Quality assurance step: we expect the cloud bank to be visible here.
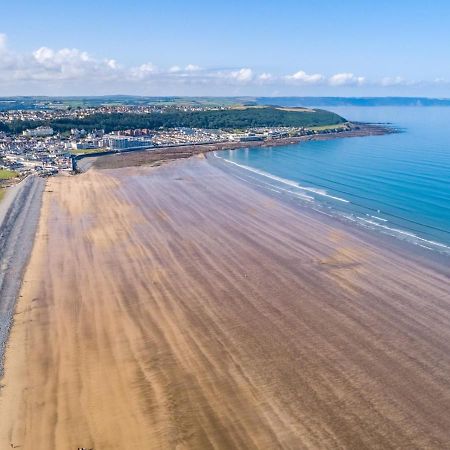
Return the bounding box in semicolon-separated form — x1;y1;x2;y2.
0;33;447;95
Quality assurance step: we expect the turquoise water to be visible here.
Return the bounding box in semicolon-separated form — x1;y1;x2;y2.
216;107;450;255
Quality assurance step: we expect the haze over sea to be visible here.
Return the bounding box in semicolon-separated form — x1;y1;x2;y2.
217;107;450;256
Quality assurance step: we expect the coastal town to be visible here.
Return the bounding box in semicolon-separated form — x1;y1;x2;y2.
0;103;351;185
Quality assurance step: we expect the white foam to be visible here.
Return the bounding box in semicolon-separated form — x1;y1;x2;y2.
217;155;349;203
237;173;314;201
213;153;450;255
370;215;388;222
355;217;450;251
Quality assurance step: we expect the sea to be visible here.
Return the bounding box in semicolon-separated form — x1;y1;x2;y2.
214;107;450;257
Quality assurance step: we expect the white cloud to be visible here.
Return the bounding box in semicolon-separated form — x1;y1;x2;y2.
0;33;7;52
286;70;325;84
380;76;407;86
0;38;121;83
33;47;90;67
107;59;118;70
259;72;272;81
328;72;365;86
0;33;446;94
228;68;253;82
185;64;201;72
30;47;104;81
128;63;158;81
284;70;366;87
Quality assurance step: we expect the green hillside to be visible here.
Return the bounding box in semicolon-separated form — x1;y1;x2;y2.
2;106;346;134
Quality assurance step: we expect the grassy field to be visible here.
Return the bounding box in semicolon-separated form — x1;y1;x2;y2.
231;105;314;112
71;148;107;155
0;170;19;203
0;169;18;180
306;123;350;131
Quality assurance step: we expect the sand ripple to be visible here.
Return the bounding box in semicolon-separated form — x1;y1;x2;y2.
1;159;450;449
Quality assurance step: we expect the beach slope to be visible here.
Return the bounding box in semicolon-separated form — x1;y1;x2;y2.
1;158;450;449
0;175;45;375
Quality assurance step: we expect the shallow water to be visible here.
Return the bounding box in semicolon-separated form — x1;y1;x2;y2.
217;107;450;255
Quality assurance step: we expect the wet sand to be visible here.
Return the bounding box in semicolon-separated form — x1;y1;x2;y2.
1;157;450;449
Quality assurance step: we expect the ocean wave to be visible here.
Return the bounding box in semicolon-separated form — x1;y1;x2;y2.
370;215;388;222
216;155;349;203
234;172;314;201
212;152;450;256
355;217;450;252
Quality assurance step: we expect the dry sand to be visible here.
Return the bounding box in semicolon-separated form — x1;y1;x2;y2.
1;157;450;449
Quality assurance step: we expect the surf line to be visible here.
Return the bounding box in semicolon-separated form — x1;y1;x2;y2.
214;154;350;204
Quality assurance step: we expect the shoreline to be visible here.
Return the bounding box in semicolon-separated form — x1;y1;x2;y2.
213;151;450;273
207;152;450;266
85;120;450;264
1;157;450;448
86;122;395;171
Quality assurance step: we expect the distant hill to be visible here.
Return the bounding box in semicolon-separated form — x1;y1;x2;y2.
2;96;450;111
256;97;450;107
0;96;255;111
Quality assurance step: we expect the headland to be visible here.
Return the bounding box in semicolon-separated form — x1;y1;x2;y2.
85;122;393;171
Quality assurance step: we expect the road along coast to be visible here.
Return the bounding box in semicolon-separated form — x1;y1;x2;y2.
0;157;449;449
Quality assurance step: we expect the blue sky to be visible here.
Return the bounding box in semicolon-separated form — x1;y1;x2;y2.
1;0;450;96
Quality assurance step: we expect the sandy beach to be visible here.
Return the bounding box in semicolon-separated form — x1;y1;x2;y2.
1;157;450;449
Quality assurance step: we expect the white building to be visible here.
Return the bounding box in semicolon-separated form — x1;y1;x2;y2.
71;142;97;150
23;126;54;137
103;136;153;151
